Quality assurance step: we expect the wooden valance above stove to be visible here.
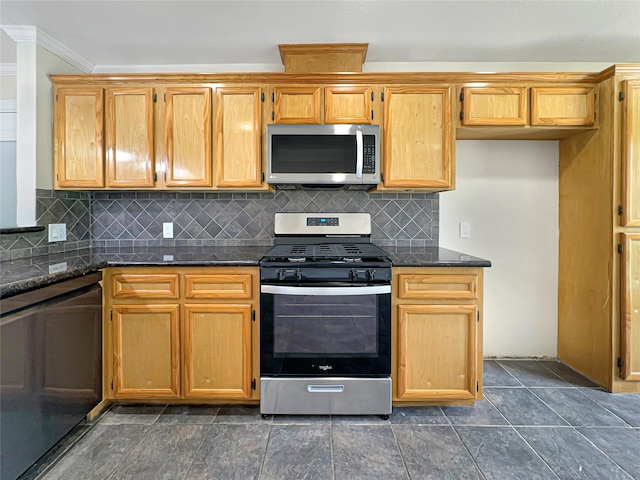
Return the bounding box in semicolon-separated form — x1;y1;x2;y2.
278;43;369;72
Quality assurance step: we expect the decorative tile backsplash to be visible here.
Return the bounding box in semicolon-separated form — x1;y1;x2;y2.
0;190;91;261
91;190;438;248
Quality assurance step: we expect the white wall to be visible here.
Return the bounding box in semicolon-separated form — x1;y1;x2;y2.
440;141;559;357
36;45;84;188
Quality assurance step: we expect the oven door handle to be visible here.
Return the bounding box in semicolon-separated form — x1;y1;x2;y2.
260;285;391;296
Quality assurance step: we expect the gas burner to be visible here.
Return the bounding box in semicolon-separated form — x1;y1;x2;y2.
288;257;306;263
343;257;362;263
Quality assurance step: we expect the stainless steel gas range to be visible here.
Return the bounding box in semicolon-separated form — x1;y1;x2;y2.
259;213;392;418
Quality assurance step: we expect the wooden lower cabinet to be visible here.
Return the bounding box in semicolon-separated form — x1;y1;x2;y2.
104;267;259;402
392;267;483;404
112;304;180;399
183;304;252;399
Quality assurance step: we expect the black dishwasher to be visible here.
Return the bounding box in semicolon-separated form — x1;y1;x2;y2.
0;272;102;480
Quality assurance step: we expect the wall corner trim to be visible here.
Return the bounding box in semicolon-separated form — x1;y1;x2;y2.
1;25;94;73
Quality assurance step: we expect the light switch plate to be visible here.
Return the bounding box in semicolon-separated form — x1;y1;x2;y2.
459;222;471;238
163;222;174;238
48;223;67;242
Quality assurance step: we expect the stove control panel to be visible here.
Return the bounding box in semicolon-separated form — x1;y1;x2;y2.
306;217;339;227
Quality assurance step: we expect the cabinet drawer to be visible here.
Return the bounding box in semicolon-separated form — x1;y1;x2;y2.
397;274;478;300
530;87;596;126
111;274;179;299
184;274;252;299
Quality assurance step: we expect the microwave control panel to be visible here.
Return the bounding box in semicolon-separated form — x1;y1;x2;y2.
363;136;376;174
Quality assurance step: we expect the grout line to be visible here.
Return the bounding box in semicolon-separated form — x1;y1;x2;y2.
388;422;413;480
510;425;563;480
545;426;635;480
257;421;272;479
179;423;210;480
449;425;489;480
329;417;336;480
574;389;638;428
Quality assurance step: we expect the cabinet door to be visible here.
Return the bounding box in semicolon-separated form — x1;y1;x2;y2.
54;88;104;188
530;87;596;126
383;86;453;189
273;86;322;124
214;87;263;188
621;234;640;381
325;85;372;124
112;304;180;399
165;87;212;187
461;87;527;126
183;304;252;399
621;80;640;226
106;87;155;188
397;304;477;400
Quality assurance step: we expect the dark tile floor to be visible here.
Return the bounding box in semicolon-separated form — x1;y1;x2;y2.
19;360;640;480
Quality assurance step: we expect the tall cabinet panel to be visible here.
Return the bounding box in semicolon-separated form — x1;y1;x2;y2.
165;87;212;187
382;86;453;190
54;88;104;188
621;80;640;227
621;234;640;381
106;87;155;188
214;87;263;188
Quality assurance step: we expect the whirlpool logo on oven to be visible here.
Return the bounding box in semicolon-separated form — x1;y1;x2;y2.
318;365;333;371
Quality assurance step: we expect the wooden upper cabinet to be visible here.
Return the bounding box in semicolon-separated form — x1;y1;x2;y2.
214;87;263;188
106;87;155;188
621;80;640;226
620;234;640;381
273;86;322;124
54;88;105;188
165;86;212;187
324;85;373;124
382;85;453;190
531;86;596;126
461;87;527;126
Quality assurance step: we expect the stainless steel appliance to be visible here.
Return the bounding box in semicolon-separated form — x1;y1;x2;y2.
260;213;392;417
266;124;380;189
1;273;102;480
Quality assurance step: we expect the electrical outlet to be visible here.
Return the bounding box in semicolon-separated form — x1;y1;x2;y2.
459;222;471;238
48;223;67;242
48;262;68;273
163;222;174;238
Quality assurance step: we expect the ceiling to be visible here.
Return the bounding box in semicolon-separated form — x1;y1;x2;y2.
1;0;639;70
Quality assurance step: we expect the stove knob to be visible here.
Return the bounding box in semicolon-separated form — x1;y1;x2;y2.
278;268;286;281
367;269;376;281
295;268;303;281
349;268;357;281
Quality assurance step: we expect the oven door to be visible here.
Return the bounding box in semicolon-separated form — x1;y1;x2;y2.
260;283;391;376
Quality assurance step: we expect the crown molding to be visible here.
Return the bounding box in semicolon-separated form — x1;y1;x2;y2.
0;63;17;76
1;25;94;73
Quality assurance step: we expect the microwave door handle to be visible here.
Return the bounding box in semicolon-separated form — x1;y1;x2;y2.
355;129;363;178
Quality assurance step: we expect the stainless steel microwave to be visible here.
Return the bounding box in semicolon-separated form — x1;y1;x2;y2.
266;124;380;189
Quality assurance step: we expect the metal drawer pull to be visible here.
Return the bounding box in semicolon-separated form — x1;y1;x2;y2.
307;385;344;393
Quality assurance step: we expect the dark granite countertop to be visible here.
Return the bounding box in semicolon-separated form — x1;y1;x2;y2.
0;246;268;299
383;247;492;268
0;245;489;299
